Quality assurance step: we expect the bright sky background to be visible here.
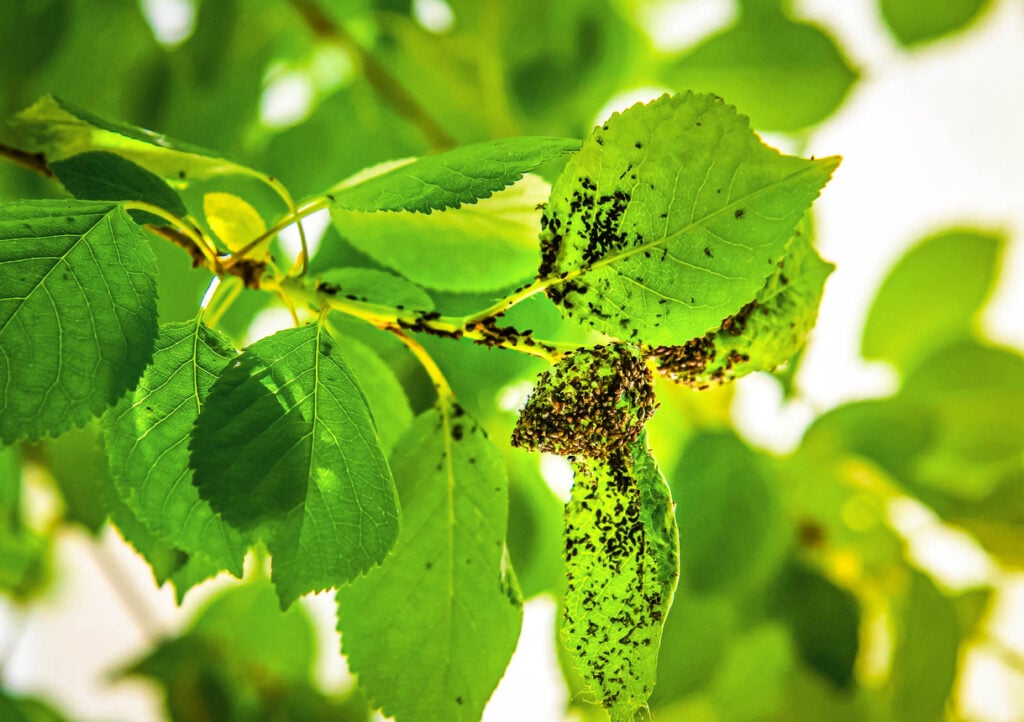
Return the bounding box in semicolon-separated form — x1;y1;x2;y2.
1;1;1022;720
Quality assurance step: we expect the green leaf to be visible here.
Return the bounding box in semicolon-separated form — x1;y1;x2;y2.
660;6;857;132
49;151;188;226
891;571;961;722
327;136;579;213
36;422;113;533
768;561;860;690
900;341;1024;497
190;580;316;683
11;95;256;181
316;268;434;312
126;579;370;722
705;623;796;721
880;0;993;46
862;228;1003;373
167;553;223;605
0;691;69;722
563;435;679;720
650;594;738;708
671;431;789;595
103;320;248;576
190;323;399;607
505;450;565;599
652;222;833;387
0;445;49;598
333;334;413;456
539;92;839;346
331;174;550;292
337;405;522;722
0;200;159;443
108;496;189;587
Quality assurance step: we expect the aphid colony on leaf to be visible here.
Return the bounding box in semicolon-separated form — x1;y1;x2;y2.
511;343;657;459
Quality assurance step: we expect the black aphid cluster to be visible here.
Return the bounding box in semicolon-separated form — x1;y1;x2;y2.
651;300;758;388
511;344;657;458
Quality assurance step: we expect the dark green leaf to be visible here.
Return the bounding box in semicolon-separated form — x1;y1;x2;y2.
332;174;550;292
880;0;993;46
104;320;247;576
769;561;860;689
190;323;399;606
0;0;71;87
539;92;839;345
862;228;1004;373
36;423;111;533
0;200;159;443
661;6;857;132
0;691;69;722
563;436;679;720
327;137;579;213
337;406;521;722
0;446;49;597
50;151;188;226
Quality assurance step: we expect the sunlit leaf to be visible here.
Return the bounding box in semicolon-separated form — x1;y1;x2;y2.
661;5;857;132
203;191;267;252
540;92;838;345
563;435;679;720
652;222;833;387
327;136;578;213
862;228;1004;373
332;174;551;292
337;406;521;722
190;323;399;606
11;95;256;180
104;320;248;576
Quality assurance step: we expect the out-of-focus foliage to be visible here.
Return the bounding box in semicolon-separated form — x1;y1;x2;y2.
0;1;1019;722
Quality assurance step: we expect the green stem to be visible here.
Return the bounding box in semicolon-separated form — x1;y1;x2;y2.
277;277;575;363
224;196;330;267
261;174;311;277
123;201;220;269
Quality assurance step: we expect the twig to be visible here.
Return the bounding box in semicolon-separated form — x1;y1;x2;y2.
287;0;456;150
0;142;53;178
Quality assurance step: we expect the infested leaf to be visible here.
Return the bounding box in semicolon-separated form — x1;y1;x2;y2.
563;434;679;720
539;92;838;346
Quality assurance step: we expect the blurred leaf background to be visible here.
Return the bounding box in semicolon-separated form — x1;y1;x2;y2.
1;0;1022;720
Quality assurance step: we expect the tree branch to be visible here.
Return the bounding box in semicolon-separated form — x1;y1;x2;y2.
0;142;53;179
287;0;456;151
